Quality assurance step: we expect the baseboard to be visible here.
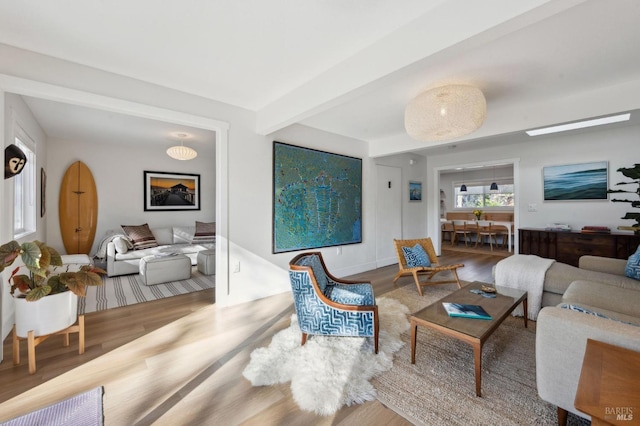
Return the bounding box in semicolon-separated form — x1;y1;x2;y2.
333;261;379;278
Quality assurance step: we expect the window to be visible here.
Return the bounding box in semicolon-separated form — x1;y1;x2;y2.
13;126;36;238
454;182;514;208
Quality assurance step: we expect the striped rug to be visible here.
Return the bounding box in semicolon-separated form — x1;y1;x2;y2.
78;268;214;314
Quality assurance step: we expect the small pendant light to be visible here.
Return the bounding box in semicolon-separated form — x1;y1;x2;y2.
460;169;467;192
490;166;498;193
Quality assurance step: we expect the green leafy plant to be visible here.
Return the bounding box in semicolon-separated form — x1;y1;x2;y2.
608;164;640;231
0;240;106;301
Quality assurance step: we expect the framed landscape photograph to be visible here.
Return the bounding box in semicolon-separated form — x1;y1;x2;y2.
543;161;608;201
144;171;200;211
273;141;362;253
409;181;422;202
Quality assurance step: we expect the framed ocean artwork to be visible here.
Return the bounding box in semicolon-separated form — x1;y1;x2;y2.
272;141;362;253
543;161;608;201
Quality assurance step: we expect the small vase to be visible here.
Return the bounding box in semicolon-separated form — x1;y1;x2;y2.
14;291;78;338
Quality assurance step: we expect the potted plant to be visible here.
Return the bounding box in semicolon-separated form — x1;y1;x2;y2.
473;209;483;221
0;240;106;337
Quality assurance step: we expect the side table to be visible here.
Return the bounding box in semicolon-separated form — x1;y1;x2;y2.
574;339;640;425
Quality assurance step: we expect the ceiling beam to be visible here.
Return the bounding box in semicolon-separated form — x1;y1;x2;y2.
256;0;586;136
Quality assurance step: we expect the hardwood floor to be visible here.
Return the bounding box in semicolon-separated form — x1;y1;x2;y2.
0;251;504;425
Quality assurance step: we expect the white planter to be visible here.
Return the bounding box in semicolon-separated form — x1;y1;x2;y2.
14;291;78;338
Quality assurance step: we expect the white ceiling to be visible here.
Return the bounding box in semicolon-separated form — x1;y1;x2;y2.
1;0;639;155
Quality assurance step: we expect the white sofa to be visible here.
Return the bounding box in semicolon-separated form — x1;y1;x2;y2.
536;256;640;424
106;226;214;277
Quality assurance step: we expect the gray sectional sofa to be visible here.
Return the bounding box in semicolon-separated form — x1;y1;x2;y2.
105;225;214;277
535;256;640;423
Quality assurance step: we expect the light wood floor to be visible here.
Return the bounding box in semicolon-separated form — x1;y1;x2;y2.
0;251;503;425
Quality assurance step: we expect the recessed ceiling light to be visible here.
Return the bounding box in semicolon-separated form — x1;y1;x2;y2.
526;113;630;136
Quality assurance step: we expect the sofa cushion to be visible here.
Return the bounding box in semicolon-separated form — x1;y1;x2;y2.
563;279;640;319
544;261;640;296
324;283;375;306
625;245;640;280
401;243;431;267
192;221;215;244
173;226;195;244
151;227;174;246
121;224;158;250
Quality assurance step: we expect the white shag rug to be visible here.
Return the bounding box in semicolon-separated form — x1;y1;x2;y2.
242;297;409;416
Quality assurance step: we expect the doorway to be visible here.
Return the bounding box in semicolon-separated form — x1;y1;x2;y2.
376;165;402;267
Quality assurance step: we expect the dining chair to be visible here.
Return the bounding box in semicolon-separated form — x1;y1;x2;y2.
476;221;499;250
452;220;473;246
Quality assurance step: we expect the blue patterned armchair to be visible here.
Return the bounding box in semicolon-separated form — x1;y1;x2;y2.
289;252;379;353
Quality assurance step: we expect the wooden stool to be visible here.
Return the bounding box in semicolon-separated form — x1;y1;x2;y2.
13;315;85;374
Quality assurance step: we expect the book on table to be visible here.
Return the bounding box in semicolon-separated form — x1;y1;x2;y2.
443;303;493;320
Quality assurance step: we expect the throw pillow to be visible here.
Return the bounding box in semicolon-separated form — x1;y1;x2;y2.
625;245;640;280
192;221;215;244
121;224;158;250
401;243;431;268
113;236;130;254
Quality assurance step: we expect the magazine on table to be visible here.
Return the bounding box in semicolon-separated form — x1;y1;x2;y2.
443;302;492;320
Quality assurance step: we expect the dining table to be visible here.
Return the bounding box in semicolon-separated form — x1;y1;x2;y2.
441;218;514;252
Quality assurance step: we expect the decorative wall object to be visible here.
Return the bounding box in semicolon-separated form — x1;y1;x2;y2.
40;168;46;217
608;163;640;233
4;144;27;179
144;171;200;211
273;141;362;253
543;161;608;201
409;181;422;202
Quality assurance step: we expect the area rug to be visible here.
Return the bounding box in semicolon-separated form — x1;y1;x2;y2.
242;297;410;416
0;386;104;426
373;284;589;426
78;268;214;314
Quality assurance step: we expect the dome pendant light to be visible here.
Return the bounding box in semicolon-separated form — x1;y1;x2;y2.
167;132;197;161
405;84;487;142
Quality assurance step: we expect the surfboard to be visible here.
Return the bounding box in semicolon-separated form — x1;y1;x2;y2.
59;161;98;255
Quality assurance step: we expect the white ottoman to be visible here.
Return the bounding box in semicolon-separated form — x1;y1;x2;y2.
197;249;215;275
139;254;191;286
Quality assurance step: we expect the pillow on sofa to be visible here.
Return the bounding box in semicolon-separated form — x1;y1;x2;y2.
625;245;640;280
560;303;639;327
121;224;158;250
401;243;431;267
192;221;215;244
113;236;131;254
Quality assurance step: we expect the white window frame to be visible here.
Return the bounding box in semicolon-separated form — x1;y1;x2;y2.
13;122;37;239
453;178;514;210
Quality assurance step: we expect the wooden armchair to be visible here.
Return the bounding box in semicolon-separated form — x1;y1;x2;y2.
393;238;464;296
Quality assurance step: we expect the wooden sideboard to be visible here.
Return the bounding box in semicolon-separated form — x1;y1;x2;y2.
519;228;640;267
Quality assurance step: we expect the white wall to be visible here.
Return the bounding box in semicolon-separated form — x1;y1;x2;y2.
45;136;216;255
426;123;640;252
374;153;427;239
1;93;47;344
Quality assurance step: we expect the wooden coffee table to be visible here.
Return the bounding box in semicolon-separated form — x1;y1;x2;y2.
574;339;640;426
410;281;527;397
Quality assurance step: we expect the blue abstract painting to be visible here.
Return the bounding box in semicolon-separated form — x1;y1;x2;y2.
273;142;362;253
543;161;608;201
